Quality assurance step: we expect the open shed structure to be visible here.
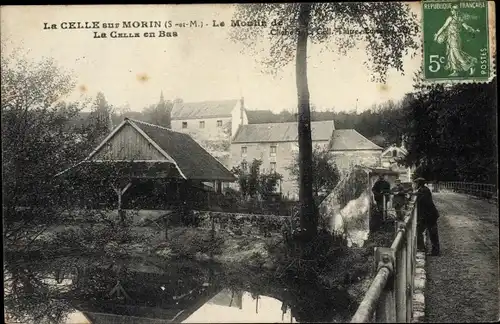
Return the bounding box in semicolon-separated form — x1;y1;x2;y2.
56;118;236;218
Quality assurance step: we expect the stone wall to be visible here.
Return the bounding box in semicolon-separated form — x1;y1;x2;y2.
193;210;290;237
413;251;427;322
171;117;232;140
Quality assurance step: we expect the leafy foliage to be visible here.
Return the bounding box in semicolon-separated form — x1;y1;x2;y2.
140;93;174;128
2;48;95;247
231;159;283;200
247;102;407;148
288;145;341;198
231;3;419;241
231;3;419;81
2;47;153;323
401;77;497;183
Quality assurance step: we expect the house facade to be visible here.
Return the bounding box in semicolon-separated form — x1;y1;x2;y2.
170;98;248;141
380;144;413;182
170;98;248;169
328;129;383;175
231;121;336;199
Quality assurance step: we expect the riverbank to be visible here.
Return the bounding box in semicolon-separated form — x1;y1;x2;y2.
152;221;396;309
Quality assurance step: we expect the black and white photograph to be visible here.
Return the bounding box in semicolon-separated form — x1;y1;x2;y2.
1;3;498;323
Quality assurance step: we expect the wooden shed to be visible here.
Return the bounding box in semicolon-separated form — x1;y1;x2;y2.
55;118;236;215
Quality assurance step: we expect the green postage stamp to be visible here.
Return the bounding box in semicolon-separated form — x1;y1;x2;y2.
422;0;493;82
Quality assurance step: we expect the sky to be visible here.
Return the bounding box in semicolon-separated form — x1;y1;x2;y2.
1;4;422;113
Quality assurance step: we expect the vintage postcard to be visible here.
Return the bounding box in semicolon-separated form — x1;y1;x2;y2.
2;3;498;324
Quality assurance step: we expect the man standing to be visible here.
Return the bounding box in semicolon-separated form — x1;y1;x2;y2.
372;173;391;214
391;178;407;220
414;177;441;256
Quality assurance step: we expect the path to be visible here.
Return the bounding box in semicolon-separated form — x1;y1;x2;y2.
425;192;499;322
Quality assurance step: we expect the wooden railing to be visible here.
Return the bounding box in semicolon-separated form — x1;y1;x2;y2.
351;197;418;323
435;181;497;200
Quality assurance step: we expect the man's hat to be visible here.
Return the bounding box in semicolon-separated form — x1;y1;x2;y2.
413;177;426;183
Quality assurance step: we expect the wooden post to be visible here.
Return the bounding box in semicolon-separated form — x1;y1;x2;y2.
395;229;407;322
111;181;132;224
406;216;414;322
164;181;169;241
211;215;215;241
374;247;396;323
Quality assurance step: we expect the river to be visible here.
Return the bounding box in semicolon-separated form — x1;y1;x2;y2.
4;253;356;324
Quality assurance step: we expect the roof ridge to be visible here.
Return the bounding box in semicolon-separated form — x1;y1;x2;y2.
126;118;173;131
242;120;334;127
128;118;201;139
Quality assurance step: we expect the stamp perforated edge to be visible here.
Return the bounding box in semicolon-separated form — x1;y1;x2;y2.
420;0;496;85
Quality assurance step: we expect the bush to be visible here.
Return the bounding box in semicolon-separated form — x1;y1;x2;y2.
167;228;224;257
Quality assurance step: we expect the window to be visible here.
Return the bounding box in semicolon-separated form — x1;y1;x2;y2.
182;122;187;128
241;161;248;171
217;120;223;127
270;162;276;172
241;146;247;156
392;150;397;157
199;121;205;128
270;145;277;156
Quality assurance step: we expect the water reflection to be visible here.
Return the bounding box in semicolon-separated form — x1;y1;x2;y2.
4;254;353;324
183;289;297;323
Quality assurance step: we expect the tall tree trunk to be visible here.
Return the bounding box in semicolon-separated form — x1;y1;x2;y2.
296;3;317;241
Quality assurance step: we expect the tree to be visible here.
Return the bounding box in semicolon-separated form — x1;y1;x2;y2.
86;92;115;146
141;92;173;128
2;48;149;324
231;3;419;241
401;76;497;184
288;145;341;200
232;159;283;200
1;47;93;247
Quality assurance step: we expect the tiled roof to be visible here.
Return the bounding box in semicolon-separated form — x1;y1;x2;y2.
329;129;383;151
245;110;288;124
171;100;238;120
127;119;236;181
232;120;335;143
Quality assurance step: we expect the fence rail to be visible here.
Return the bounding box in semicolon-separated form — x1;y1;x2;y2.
435;181;497;200
351;197;418;323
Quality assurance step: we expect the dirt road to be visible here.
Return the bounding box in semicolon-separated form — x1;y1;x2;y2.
425;192;499;322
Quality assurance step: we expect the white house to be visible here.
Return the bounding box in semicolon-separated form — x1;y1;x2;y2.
380;143;413;182
170;98;248;140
